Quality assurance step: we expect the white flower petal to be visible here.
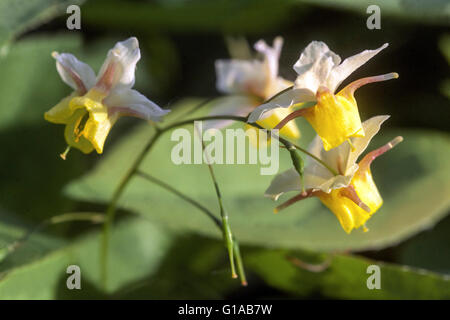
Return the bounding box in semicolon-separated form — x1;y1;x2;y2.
96;37;141;92
293;41;341;94
301;115;390;193
265;165;355;199
52;52;96;93
327;43;389;92
301;133;351;193
307;171;355;193
247;88;315;122
215;59;266;96
344;115;390;170
204;96;256;130
254;36;283;80
104;88;170;121
265;168;301;200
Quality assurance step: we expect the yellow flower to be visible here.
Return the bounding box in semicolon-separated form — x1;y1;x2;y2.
45;37;170;156
265;116;403;233
248;41;398;150
207;37;300;142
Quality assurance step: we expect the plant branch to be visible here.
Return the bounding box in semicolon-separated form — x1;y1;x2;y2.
99;109;336;287
194;124;239;280
135;170;221;229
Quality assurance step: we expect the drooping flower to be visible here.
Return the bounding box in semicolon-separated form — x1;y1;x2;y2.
248;41;398;151
265;116;403;233
206;37;300;141
45;37;170;156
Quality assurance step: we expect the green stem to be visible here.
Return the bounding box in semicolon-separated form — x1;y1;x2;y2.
169;97;217;122
100;128;162;289
137;170;248;285
135;170;221;228
233;238;247;286
284;140;338;176
99;112;336;287
1;212;104;262
195;124;237;279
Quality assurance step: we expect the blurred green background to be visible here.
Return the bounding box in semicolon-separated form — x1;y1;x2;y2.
0;0;449;299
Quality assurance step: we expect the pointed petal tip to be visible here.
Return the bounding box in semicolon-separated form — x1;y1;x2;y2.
389;136;403;149
123;36;139;47
360;202;371;213
264;193;280;201
51;51;59;59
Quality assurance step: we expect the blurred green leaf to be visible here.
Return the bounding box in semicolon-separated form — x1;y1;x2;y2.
0;34;82;129
245;248;450;299
82;0;300;34
114;235;239;299
0;207;67;271
0;215;174;299
439;34;450;63
439;34;450;98
0;207;239;299
296;0;450;25
0;0;84;48
0;34;89;220
399;215;450;275
65;99;450;252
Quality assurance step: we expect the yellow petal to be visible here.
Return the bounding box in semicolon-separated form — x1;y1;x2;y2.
82;113;119;154
63;109;95;154
318;169;382;234
304;91;363;151
69;89;108;114
244;123;271;148
62;88;115;154
44;92;79;124
256;107;301;140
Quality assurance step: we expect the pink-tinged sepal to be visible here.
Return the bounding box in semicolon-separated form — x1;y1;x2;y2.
357;136;403;173
274;189;318;213
340;72;399;99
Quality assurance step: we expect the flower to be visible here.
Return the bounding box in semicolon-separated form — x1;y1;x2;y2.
265;116;403;233
45;37;170;156
206;37;300;141
248;41;398;150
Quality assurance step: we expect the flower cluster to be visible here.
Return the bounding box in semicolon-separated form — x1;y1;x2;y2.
246;40;402;233
45;36;402;234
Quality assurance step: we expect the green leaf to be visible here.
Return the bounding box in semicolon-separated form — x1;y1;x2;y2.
0;207;67;271
0;205;238;299
439;34;450;64
0;34;82;129
439;34;450;98
0;0;85;48
245;248;450;299
0;215;174;299
82;0;302;34
65;99;450;252
296;0;450;24
399;215;450;275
